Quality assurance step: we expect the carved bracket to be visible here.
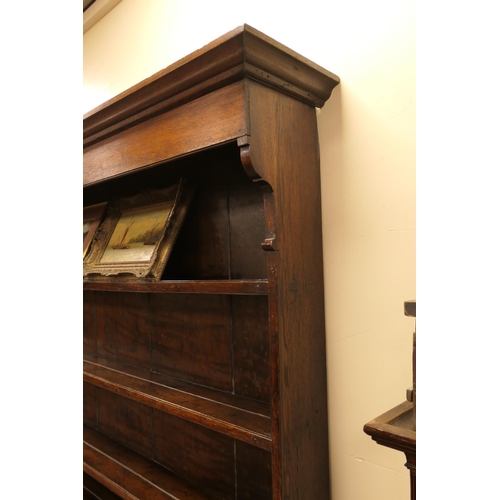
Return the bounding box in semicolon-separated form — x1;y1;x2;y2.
239;140;278;252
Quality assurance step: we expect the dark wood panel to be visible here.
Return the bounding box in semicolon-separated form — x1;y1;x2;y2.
153;410;235;500
83;489;95;500
83;382;98;428
97;389;153;459
83;357;271;450
84;425;210;500
163;154;232;280
83;291;97;355
236;441;272;500
229;177;268;279
232;295;270;402
83;489;96;500
95;292;150;369
150;294;232;391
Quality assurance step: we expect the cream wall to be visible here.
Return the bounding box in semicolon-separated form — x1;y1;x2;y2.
84;1;416;499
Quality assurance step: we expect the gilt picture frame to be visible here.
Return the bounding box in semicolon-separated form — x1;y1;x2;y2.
83;178;194;281
83;202;108;259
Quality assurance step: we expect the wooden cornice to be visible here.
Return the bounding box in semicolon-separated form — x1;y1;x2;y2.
83;24;340;148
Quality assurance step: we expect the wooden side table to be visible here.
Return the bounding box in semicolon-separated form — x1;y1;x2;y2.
363;300;416;500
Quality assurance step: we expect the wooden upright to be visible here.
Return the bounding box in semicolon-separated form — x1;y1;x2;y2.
83;25;340;500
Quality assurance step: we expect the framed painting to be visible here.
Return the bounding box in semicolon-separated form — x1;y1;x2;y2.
83;178;194;281
83;202;108;259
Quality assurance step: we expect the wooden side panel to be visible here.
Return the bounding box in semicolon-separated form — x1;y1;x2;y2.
150;294;233;391
153;410;235;500
83;291;97;355
83;82;247;187
247;80;330;500
95;292;150;369
232;296;270;402
236;441;272;500
83;382;98;428
97;389;153;459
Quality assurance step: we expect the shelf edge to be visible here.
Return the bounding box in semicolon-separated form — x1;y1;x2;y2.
84;363;272;451
83;279;269;295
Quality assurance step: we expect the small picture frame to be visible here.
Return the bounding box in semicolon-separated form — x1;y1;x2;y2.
83;178;194;281
83;202;108;259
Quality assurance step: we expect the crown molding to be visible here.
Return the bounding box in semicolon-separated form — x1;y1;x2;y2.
84;24;340;147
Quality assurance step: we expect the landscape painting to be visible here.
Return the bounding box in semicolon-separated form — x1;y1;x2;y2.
100;201;174;264
83;180;195;281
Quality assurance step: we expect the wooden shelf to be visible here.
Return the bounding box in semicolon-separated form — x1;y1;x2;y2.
84;425;210;500
84;472;122;500
83;279;269;295
84;355;272;451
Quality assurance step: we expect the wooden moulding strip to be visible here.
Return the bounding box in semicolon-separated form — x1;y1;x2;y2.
83;358;272;451
82;279;269;295
83;425;210;500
